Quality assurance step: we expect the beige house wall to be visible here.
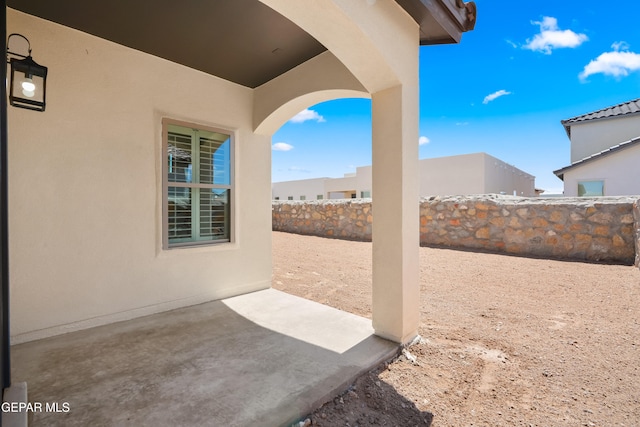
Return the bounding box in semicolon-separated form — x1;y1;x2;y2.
10;0;449;345
419;153;485;196
259;0;424;343
570;115;640;163
253;51;368;135
325;174;358;199
8;10;273;342
273;153;535;199
272;178;328;201
563;143;640;197
482;153;536;196
324;166;373;199
421;153;535;197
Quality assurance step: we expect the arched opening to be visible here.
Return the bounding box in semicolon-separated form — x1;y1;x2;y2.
270;97;377;324
271;98;372;191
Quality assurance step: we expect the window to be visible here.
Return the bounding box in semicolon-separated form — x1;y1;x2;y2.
317;195;323;200
274;197;280;200
163;120;233;247
578;180;604;197
287;196;293;200
361;191;371;198
300;196;306;201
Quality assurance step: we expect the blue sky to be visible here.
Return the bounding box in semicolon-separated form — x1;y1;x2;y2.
271;0;640;194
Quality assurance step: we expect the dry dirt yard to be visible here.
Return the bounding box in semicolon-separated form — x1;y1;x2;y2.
272;231;640;427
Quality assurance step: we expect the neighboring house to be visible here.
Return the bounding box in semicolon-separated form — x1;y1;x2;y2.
4;0;476;368
554;99;640;196
272;177;331;201
273;152;536;200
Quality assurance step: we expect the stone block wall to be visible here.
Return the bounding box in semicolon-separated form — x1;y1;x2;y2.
272;195;640;265
420;195;637;264
272;199;373;241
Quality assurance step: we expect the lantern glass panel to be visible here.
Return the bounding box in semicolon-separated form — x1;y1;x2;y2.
9;57;47;111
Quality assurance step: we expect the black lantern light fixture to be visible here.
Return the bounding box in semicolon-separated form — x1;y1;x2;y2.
6;33;47;112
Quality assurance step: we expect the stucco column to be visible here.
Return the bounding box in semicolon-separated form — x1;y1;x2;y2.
371;84;420;344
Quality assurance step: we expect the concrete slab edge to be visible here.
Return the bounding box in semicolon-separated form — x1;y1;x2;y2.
2;382;28;427
284;346;400;427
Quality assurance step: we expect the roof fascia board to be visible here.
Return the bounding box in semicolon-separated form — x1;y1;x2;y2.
562;110;640;139
553;136;640;180
397;0;476;45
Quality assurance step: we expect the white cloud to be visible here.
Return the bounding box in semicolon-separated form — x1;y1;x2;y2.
483;90;511;104
611;41;630;51
419;136;430;145
272;142;294;151
289;109;326;123
524;16;588;54
505;39;518;49
579;42;640;81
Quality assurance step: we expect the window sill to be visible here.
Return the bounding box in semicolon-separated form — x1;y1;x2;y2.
157;240;239;258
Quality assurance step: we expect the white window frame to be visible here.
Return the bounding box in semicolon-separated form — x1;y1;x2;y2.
162;118;235;249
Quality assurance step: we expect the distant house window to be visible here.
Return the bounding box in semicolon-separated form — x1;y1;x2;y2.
300;196;306;201
274;197;280;200
163;119;233;248
287;196;293;200
578;180;604;197
317;195;323;200
361;191;371;198
351;193;356;199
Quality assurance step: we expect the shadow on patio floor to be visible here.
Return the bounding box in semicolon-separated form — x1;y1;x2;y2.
11;289;397;427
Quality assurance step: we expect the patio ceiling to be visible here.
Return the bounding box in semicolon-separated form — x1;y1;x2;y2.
7;0;476;88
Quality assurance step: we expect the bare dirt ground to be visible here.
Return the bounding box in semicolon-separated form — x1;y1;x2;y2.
272;231;640;427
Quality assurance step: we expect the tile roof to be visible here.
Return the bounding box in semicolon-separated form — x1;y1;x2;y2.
553;136;640;180
561;98;640;136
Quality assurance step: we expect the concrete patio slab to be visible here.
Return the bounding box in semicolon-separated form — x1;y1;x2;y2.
11;289;398;426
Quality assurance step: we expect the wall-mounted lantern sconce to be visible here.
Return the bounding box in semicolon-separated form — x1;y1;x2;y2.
6;33;47;112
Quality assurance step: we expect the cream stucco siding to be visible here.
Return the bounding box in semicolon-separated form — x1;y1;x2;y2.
8;10;273;342
569;115;640;163
562;143;640;197
254;51;368;135
482;153;536;196
419;153;485;196
273;153;535;199
8;0;470;346
272;177;329;200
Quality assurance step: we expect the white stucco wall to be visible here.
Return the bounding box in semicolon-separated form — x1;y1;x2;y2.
324;166;374;199
419;153;485;196
562;143;640;197
420;153;534;197
8;10;273;342
569;114;640;163
254;51;368;135
272;177;329;200
272;153;535;199
483;154;536;197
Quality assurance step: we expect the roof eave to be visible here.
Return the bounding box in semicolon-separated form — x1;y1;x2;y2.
398;0;477;45
560;119;571;139
553;136;640;180
560;98;640;137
